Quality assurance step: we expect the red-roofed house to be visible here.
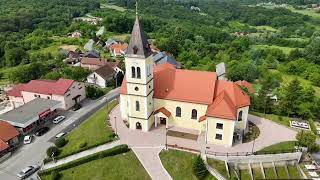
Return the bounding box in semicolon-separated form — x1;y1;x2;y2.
109;44;128;57
7;78;86;110
0;121;19;158
119;15;251;147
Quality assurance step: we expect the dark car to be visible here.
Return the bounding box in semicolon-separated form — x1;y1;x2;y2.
35;127;49;136
71;104;82;111
17;165;40;179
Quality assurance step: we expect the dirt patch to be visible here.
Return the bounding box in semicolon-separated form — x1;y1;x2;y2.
60;45;79;51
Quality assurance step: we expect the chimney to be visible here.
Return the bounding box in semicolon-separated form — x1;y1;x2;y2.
216;62;228;81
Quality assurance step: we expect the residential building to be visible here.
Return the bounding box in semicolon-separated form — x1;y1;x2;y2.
0;121;19;156
68;31;82;38
120;15;252;147
65;51;81;65
7;79;85;110
0;98;61;134
153;51;181;68
81;57;107;70
87;62;124;88
83;50;100;58
104;38;118;48
109;44;128;57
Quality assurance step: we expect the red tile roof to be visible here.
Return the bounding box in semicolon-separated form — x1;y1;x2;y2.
154;107;172;117
7;79;74;97
0;139;9;152
199;115;207;122
120;63;251;121
110;44;128;54
0;121;19;142
81;58;107;66
235;80;255;94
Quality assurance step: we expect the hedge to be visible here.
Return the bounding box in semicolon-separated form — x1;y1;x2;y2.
44;138;114;164
39;144;129;176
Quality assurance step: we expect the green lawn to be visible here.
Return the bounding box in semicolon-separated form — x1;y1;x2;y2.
255;25;278;32
160;150;216;180
252;168;264;179
258;141;297;152
287;6;320;19
250;111;291;127
41;151;150;180
100;3;126;12
239;169;251;180
276;166;288;179
58;100;118;157
251;45;300;55
264;167;276;179
288;165;301;179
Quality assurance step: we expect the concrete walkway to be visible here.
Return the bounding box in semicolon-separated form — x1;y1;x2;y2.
43;140;121;170
109;105;172;180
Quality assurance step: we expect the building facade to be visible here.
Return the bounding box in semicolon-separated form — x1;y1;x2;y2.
7;79;86;110
120;15;251;147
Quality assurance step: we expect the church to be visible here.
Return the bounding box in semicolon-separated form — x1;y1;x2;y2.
120;14;252;147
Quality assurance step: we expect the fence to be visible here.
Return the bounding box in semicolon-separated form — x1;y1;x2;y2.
205;148;301;157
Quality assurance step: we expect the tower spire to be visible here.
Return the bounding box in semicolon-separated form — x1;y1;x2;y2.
135;0;138;16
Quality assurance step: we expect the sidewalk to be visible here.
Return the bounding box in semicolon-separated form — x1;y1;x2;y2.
43;140;121;170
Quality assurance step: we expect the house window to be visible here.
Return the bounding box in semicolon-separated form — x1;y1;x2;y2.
67;93;70;97
216;123;223;130
47;96;50;99
191;109;197;119
215;134;222;140
131;66;136;78
137;67;141;79
238;111;243;121
136;101;140;111
176;107;181;117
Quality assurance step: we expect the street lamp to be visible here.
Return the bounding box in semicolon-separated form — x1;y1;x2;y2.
251;132;256;154
114;116;117;136
165;126;168;150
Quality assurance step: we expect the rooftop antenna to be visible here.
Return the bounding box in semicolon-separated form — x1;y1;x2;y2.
135;0;138;16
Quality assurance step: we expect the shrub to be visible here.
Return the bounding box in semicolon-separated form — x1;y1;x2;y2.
192;155;208;180
47;146;59;157
77;140;87;149
39;145;130;176
51;171;61;180
55;137;67;148
296;131;318;152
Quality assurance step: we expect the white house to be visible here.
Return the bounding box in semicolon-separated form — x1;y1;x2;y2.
87;62;123;88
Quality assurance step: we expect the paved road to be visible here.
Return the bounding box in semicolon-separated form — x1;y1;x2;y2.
0;88;120;180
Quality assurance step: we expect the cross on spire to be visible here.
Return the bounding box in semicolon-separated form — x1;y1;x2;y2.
135;0;138;15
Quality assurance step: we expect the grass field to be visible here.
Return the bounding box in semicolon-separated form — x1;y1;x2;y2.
258;141;297;152
287;6;320;19
288;165;301;178
276;166;287;178
250;111;291;127
58;100;118;157
251;45;299;55
41;151;150;180
160;150;216;180
255;25;278;32
101;3;126;12
264;167;276;179
239;169;251;180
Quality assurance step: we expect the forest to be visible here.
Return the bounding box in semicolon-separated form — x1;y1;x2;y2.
0;0;319;121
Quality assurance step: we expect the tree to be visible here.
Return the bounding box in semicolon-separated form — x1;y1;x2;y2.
296;131;318;152
46;146;59;157
51;171;61;180
86;86;105;99
227;60;259;82
55;137;67;148
192;155;208;180
278;78;303;116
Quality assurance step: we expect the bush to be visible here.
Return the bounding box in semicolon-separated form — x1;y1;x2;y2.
86;85;105;99
47;146;59;157
296;131;318;152
55;137;67;148
192;155;208;180
51;171;61;180
39;145;130;176
77;140;87;149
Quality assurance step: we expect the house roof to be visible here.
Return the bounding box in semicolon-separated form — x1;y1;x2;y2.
94;64;116;80
0;98;61;128
81;58;107;66
7;79;74;97
235;80;255;94
110;44;128;54
126;16;152;58
154;107;172;117
120;63;251;121
0;139;9;152
84;50;100;58
153;52;181;68
0;120;19;142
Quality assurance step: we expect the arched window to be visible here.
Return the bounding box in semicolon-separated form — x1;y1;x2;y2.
131;66;136;78
137;67;141;79
191;109;197;119
238;111;243;121
136;101;140;111
176;107;181;117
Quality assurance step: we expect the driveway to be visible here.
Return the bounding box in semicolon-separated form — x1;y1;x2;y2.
0;88;120;180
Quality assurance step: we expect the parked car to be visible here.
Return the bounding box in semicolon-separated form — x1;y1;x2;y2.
53;115;66;124
55;132;66;139
17;165;40;179
23;135;33;144
35;127;49;136
71;104;82;111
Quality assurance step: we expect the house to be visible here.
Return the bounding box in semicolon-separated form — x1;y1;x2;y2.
87;62;123;88
104;38;118;48
69;31;82;38
6;79;85;110
109;44;128;57
81;57;108;70
153;51;181;68
65;51;81;65
83;50;100;58
0;121;19;156
120;15;251;147
0;99;61;134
